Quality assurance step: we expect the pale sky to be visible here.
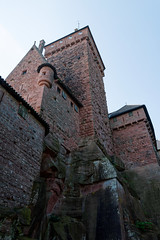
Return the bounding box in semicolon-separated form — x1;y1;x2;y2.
0;0;160;140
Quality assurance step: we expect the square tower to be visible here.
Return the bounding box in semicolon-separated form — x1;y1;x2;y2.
44;26;113;155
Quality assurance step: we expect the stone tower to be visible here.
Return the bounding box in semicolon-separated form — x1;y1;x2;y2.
44;26;113;155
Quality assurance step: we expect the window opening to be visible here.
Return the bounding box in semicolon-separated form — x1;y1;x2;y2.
22;70;27;75
74;104;78;112
18;105;28;119
113;117;117;122
128;111;133;117
62;91;67;100
57;87;61;94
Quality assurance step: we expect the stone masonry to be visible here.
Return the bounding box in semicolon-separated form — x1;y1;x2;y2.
1;26;160;240
44;27;113;155
0;78;47;207
109;105;158;169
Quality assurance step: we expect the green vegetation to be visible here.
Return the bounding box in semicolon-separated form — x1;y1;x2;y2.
135;221;153;231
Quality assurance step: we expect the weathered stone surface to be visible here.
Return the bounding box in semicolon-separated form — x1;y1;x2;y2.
110;155;125;171
53;197;83;218
0;86;45;208
44;215;86;240
44;133;60;156
121;163;160;238
82;179;125;240
0;206;31;240
74;157;117;184
70;140;117;185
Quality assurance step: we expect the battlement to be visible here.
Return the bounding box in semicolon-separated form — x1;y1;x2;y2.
45;26;105;76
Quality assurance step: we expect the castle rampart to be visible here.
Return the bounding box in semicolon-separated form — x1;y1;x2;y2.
0;77;47;207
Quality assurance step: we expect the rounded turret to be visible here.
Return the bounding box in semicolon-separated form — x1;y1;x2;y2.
37;63;57;88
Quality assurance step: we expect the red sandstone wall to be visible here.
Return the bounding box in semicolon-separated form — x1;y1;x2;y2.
5;43;80;150
111;108;157;168
87;40;113;155
0;86;45;207
40;81;80;151
45;27;113;155
45;33;95;139
110;108;146;129
5;45;45;112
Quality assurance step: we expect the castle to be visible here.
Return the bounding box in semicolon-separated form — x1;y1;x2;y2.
0;26;160;240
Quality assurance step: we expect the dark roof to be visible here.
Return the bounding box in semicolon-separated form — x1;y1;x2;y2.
109;105;142;118
0;76;49;135
109;104;157;149
55;79;83;107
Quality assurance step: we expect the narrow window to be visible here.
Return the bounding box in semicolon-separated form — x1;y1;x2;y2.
74;104;78;112
62;91;67;100
128;111;133;117
57;87;61;94
70;102;73;107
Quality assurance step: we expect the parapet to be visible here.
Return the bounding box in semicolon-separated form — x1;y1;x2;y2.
44;26;105;77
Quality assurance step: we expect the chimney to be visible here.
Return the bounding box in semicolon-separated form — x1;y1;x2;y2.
38;40;45;53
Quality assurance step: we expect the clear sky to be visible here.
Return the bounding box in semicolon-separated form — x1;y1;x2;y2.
0;0;159;140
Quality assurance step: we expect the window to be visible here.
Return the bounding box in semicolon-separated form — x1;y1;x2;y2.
42;72;46;75
57;87;61;94
62;91;67;100
18;105;28;119
113;117;117;122
128;111;133;117
22;70;27;75
70;102;73;107
68;36;72;39
74;104;78;112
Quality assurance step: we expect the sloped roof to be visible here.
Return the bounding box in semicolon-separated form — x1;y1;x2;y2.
109;105;142;118
0;76;49;134
157;140;160;150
